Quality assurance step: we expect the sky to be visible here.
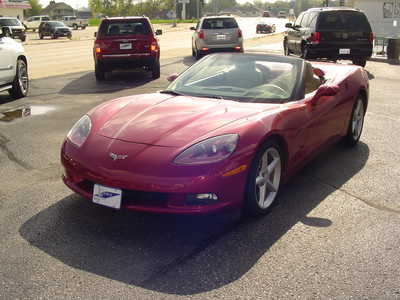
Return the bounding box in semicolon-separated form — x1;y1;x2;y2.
39;0;89;9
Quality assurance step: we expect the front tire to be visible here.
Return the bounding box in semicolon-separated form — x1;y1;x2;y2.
345;96;365;146
301;43;310;59
9;59;29;99
283;39;290;56
244;140;283;216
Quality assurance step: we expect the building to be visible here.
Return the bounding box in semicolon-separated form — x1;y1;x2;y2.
41;1;73;19
75;7;92;19
349;0;400;37
0;0;31;18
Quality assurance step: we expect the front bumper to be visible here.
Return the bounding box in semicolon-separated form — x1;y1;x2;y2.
61;139;249;214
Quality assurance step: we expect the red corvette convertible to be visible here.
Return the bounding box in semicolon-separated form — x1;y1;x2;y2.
61;54;368;216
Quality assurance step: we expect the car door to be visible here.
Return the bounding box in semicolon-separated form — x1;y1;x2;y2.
287;12;304;54
0;36;15;85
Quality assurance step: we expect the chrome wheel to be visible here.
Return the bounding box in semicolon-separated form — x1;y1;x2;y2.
255;146;281;209
351;99;364;140
18;60;29;95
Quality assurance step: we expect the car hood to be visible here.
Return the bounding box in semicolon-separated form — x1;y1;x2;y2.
97;93;279;147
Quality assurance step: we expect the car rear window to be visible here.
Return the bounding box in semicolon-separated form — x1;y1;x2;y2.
0;18;21;26
317;11;371;31
99;20;151;36
201;18;238;29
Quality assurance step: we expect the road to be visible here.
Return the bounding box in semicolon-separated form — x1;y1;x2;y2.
0;18;400;299
22;17;287;79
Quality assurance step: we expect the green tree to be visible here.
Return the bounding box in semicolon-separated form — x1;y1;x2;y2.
25;0;42;17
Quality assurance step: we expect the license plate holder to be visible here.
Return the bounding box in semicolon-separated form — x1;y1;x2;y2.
120;43;132;50
93;184;122;209
339;48;350;54
216;34;226;40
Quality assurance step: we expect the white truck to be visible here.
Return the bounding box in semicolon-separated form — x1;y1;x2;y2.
23;15;50;31
0;27;29;99
61;16;88;30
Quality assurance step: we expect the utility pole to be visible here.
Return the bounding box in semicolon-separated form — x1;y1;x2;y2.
172;0;177;27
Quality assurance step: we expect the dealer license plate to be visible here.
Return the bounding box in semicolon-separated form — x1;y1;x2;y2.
120;43;132;50
339;48;350;54
93;184;122;209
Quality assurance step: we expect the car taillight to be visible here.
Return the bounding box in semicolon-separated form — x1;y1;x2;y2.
309;32;320;44
94;43;102;54
198;30;204;39
150;40;158;52
238;29;242;38
369;32;374;43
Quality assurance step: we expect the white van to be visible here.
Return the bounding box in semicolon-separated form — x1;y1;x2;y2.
24;15;50;31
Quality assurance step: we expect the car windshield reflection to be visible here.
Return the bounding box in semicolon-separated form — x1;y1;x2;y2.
167;54;298;103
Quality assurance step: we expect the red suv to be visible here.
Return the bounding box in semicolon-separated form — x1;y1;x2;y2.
93;17;162;81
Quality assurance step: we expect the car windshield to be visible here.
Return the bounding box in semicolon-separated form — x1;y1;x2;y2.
49;22;66;27
167;54;299;103
318;11;372;31
0;18;21;26
101;20;150;36
202;18;238;29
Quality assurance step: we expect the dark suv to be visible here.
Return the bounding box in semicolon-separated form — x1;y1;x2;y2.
38;21;72;39
93;16;162;81
283;7;373;67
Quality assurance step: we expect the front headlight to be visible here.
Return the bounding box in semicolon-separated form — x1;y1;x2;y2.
67;115;92;147
174;134;239;165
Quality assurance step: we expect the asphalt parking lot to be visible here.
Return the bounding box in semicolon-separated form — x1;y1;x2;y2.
0;37;400;298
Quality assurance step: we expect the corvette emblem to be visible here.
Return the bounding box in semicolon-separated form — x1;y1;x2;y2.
109;152;128;161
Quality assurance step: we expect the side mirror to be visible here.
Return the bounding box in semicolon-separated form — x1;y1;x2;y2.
313;67;325;79
285;23;293;28
94;32;97;37
167;73;179;82
190;26;196;30
310;84;340;105
155;29;162;35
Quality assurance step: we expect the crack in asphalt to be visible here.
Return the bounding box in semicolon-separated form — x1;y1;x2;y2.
311;175;400;215
0;133;33;170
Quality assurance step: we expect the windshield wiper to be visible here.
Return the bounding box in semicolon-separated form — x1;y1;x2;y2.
159;90;184;96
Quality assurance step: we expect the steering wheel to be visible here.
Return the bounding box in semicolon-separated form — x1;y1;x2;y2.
243;84;289;97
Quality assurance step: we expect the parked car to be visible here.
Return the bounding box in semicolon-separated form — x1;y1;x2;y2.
23;15;50;31
191;15;243;60
262;11;271;18
0;27;29;99
93;16;162;81
278;11;287;18
283;7;373;67
256;20;276;34
38;21;72;39
0;17;26;41
61;53;368;216
61;16;88;30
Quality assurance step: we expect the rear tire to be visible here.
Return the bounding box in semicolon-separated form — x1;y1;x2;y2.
52;33;57;39
345;96;365;147
151;60;160;79
9;59;29;99
95;63;106;81
244;139;283;217
301;43;310;59
73;24;78;30
352;58;367;67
